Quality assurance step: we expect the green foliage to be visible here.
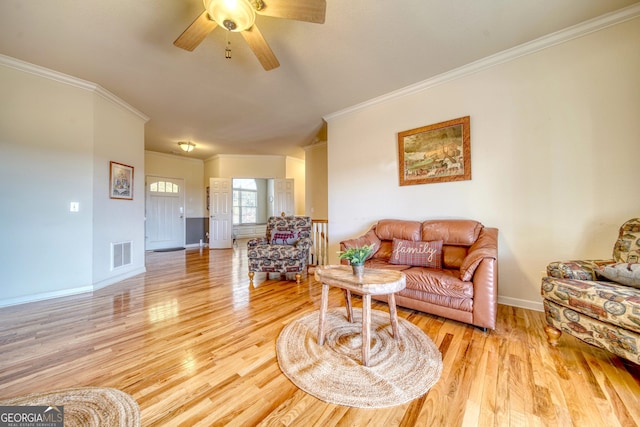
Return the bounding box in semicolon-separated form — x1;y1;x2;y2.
337;244;375;266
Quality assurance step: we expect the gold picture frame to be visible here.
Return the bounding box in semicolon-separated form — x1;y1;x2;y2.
109;161;134;200
398;116;471;186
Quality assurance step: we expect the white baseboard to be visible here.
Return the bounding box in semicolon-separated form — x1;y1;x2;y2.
0;267;146;308
498;296;544;312
93;266;146;291
185;243;207;249
0;285;94;308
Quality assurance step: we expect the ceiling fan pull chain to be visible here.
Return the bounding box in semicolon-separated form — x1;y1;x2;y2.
225;32;232;59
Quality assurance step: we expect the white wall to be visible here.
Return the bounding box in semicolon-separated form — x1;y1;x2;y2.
286;156;306;215
325;17;640;310
0;64;95;301
0;56;148;306
92;95;147;288
209;154;286;179
203;155;221;182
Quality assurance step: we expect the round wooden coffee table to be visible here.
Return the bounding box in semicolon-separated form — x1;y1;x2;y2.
314;265;406;366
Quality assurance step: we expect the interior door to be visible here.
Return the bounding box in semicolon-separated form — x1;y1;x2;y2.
209;178;232;249
273;178;295;216
145;176;185;250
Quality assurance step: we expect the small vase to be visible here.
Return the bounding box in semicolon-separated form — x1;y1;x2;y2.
352;264;364;277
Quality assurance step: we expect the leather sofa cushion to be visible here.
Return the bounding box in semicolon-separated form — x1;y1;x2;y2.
397;288;473;312
403;267;473;299
341;229;381;261
443;246;467;269
376;219;422;242
372;240;394;260
366;258;411;270
460;227;498;281
421;220;482;246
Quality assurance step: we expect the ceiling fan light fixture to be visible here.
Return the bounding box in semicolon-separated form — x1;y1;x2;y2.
204;0;256;32
178;141;196;152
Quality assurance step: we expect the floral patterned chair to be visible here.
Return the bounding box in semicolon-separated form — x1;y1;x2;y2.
541;218;640;364
247;216;313;285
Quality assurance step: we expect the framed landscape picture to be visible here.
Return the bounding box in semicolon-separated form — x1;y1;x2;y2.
109;161;134;200
398;116;471;186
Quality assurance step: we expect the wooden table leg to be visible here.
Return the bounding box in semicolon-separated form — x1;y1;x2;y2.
343;289;353;322
362;294;371;367
388;292;400;340
318;283;329;346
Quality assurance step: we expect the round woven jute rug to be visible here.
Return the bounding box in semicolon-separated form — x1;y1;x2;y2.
276;308;443;408
0;387;140;427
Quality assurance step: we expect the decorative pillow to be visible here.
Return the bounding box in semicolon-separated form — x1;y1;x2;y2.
597;263;640;289
389;238;443;269
271;230;299;245
613;218;640;263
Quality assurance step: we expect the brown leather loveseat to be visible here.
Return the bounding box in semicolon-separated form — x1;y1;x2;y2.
339;219;499;330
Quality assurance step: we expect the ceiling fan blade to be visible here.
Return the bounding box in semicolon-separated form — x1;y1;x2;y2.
241;24;280;71
173;11;218;51
256;0;326;24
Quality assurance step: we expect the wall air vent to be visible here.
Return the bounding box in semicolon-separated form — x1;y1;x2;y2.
112;241;132;269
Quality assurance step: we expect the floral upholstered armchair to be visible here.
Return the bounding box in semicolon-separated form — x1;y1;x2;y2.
541;218;640;364
247;216;313;285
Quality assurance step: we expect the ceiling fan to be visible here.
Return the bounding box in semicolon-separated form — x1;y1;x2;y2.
174;0;327;71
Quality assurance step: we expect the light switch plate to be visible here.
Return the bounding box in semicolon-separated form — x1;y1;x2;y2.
70;202;79;212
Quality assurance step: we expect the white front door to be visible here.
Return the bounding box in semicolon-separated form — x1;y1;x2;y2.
145;176;185;250
209;178;232;249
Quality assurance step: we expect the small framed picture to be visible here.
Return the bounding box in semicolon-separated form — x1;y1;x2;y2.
109;161;134;200
398;116;471;186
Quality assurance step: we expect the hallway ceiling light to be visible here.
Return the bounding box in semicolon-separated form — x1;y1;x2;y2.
178;141;196;152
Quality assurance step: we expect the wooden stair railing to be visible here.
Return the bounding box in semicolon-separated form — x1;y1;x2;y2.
310;219;328;268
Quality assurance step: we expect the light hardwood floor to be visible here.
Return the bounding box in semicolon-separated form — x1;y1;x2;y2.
1;245;639;426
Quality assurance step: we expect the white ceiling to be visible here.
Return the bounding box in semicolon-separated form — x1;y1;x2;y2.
1;0;638;160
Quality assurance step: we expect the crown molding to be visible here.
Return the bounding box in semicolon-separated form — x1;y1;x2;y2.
303;141;327;151
0;54;149;122
286;156;305;164
204;153;287;162
324;4;640;121
94;86;149;123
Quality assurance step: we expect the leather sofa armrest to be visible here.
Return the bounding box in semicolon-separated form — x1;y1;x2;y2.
339;228;381;265
546;259;614;280
460;227;498;281
472;257;498;330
